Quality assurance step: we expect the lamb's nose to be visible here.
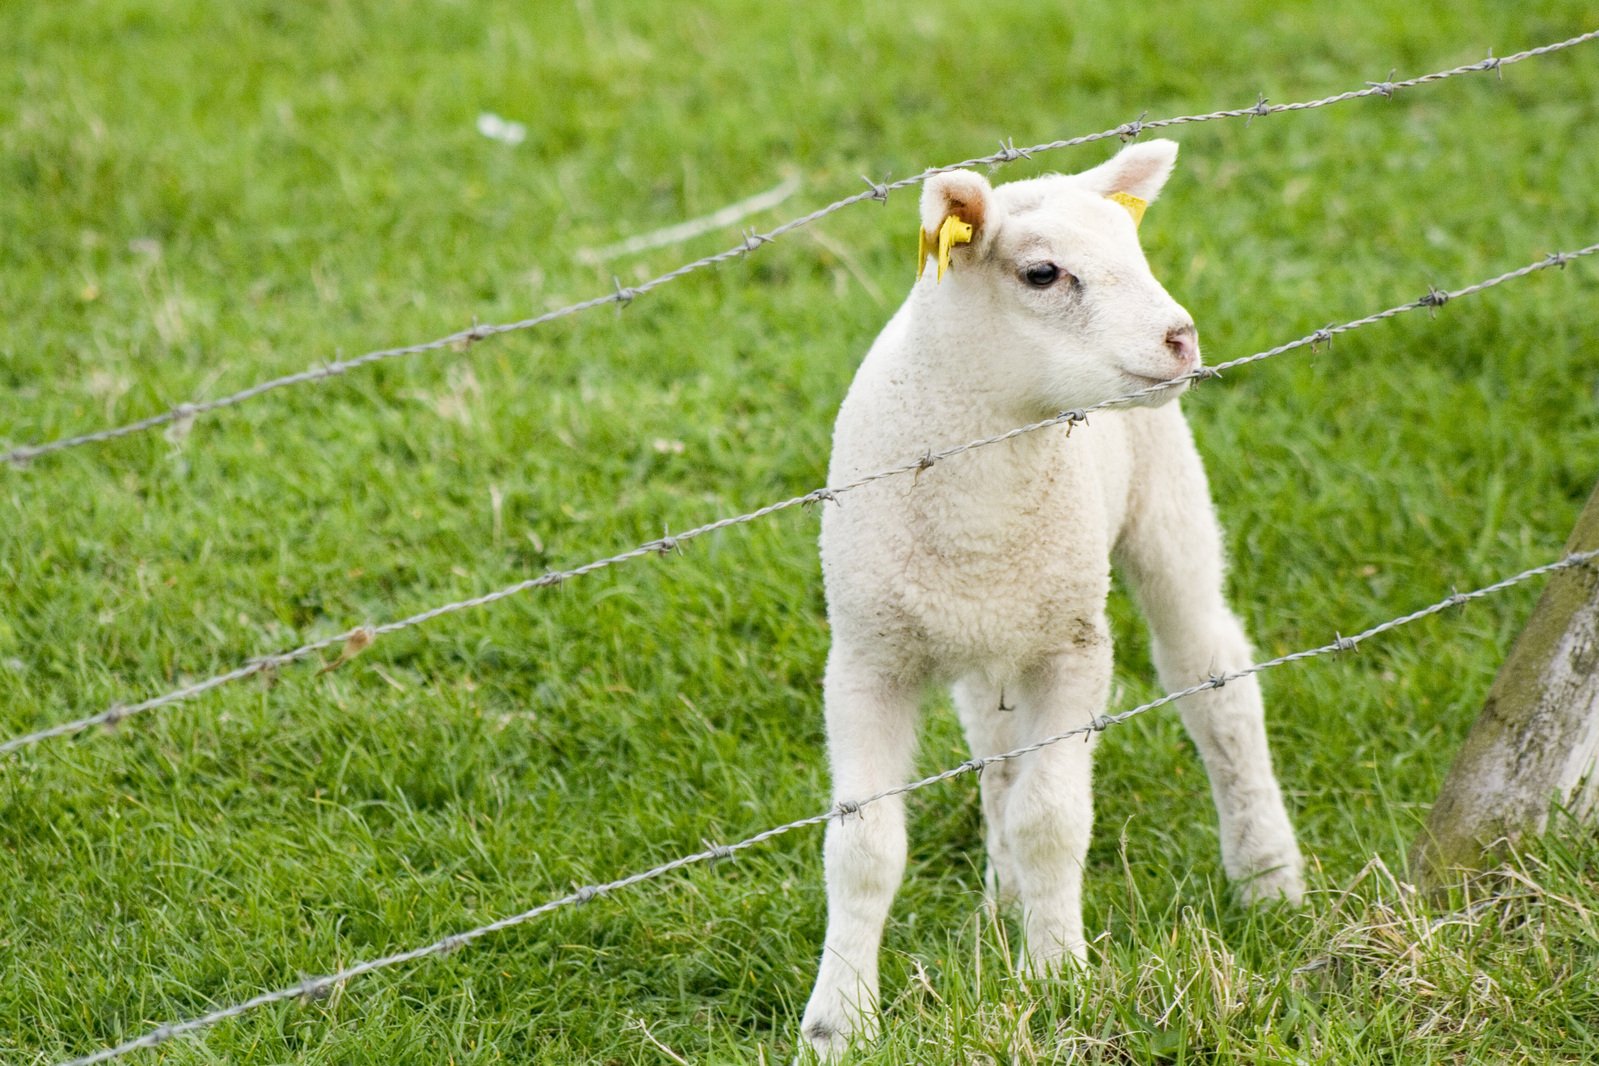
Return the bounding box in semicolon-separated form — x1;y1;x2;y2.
1165;323;1199;368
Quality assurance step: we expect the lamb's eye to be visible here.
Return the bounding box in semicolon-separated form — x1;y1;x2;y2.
1022;263;1062;288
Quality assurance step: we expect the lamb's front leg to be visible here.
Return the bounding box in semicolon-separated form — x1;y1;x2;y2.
800;647;922;1060
1115;414;1304;904
1149;607;1304;903
1004;638;1113;973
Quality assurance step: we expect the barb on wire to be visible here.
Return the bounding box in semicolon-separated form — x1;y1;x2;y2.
49;547;1599;1066
5;29;1596;469
2;241;1595;759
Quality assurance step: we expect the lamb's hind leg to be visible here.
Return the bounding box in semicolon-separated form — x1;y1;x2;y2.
953;674;1022;905
1003;638;1112;973
800;645;922;1060
1116;414;1304;903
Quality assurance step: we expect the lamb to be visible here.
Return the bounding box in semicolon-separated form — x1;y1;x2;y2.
798;139;1305;1059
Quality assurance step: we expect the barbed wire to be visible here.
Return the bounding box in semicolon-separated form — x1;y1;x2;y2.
4;28;1595;470
807;244;1599;496
50;546;1599;1066
2;242;1594;759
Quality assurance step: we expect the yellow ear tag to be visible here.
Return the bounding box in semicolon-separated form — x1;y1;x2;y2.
1108;192;1148;228
918;214;974;282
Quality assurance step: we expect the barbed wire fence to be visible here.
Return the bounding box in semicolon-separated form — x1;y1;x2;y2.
10;25;1599;1066
2;241;1593;760
51;547;1599;1066
3;28;1596;470
19;239;1599;1063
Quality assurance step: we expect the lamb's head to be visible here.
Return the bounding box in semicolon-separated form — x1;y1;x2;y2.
914;139;1198;416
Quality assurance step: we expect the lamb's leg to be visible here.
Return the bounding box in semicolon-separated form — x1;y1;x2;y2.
1004;639;1112;973
800;646;922;1060
1116;417;1305;904
953;674;1022;904
1150;603;1303;902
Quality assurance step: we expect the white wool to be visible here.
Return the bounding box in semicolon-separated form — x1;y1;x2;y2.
801;140;1305;1059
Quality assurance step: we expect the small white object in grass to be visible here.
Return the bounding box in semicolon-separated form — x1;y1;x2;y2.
476;112;527;146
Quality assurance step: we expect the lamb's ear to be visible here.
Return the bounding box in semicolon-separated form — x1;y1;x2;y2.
1073;139;1179;226
918;170;994;282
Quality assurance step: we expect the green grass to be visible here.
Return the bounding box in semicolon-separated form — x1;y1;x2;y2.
3;1;1599;1062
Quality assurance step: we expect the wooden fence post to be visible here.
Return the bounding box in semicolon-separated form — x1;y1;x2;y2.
1412;481;1599;887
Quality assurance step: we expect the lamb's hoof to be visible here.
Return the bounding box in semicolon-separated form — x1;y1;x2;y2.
796;1018;858;1064
1020;938;1090;979
1236;861;1306;907
799;970;877;1062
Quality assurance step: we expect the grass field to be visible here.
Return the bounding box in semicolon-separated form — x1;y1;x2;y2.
4;2;1599;1062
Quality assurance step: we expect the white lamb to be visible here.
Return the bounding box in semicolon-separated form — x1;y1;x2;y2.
799;139;1305;1059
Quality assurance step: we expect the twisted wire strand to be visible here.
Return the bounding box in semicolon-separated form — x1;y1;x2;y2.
53;547;1599;1066
5;29;1594;469
4;241;1592;759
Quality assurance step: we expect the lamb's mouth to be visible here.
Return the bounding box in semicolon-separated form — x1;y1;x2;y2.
1120;369;1190;393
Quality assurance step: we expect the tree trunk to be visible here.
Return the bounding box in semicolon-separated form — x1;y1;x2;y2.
1412;481;1599;887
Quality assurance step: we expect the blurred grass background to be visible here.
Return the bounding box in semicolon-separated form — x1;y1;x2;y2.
2;1;1597;1062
